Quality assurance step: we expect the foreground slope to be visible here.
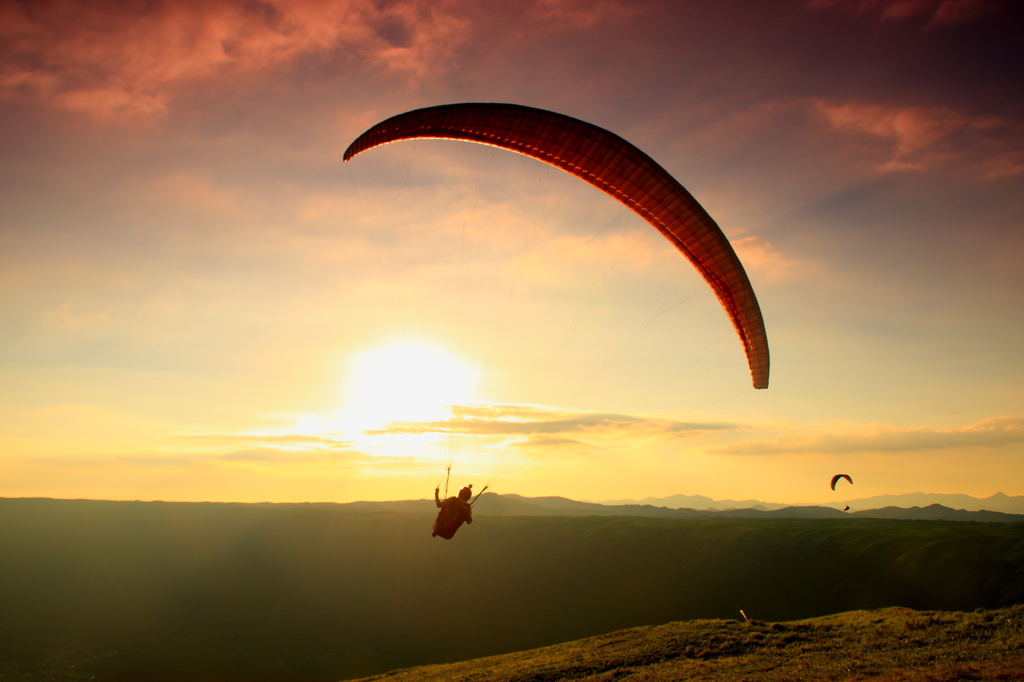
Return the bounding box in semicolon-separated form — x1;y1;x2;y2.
360;606;1024;682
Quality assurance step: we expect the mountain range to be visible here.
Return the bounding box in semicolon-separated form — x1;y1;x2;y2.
597;491;1024;514
336;493;1024;522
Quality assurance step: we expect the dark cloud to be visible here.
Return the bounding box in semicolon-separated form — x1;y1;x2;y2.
0;0;471;118
808;0;1004;25
711;416;1024;455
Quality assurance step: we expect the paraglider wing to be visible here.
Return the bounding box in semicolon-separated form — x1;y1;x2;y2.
831;474;853;491
344;103;770;389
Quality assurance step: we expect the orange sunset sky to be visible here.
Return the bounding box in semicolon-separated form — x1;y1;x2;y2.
1;0;1022;504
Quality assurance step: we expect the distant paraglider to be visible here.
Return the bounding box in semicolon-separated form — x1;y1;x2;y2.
344;103;770;390
844;505;850;512
831;474;853;491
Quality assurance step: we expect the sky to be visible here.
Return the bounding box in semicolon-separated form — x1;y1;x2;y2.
1;0;1022;505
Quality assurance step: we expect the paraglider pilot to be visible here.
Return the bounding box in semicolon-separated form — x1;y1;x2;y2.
433;484;474;539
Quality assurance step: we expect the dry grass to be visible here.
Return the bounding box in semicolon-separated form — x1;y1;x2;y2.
356;605;1024;682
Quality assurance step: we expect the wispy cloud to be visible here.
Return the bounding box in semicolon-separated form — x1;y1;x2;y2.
731;236;816;282
132;432;370;466
711;416;1024;455
515;435;587;448
813;100;974;171
366;403;735;437
506;434;599;461
0;0;469;119
807;0;1003;25
215;447;357;463
979;150;1024;181
119;447;360;466
39;303;111;333
37;445;367;468
528;0;636;27
681;95;1023;182
173;432;353;448
809;99;1024;177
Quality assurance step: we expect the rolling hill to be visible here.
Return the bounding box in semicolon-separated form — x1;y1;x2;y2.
355;605;1024;682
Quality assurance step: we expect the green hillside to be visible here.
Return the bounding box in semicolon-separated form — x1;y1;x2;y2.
357;605;1024;682
2;498;1023;681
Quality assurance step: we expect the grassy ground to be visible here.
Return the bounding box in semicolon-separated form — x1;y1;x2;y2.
358;605;1024;682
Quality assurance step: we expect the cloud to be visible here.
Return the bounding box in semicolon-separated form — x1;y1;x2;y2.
817;103;962;156
60;438;375;469
711;416;1024;455
810;99;1024;176
927;0;1002;24
980;150;1024;180
39;302;110;333
505;434;599;461
215;447;357;463
731;236;816;282
0;0;469;119
366;403;735;438
528;0;635;27
515;435;586;448
155;432;367;465
678;95;1023;185
37;445;367;468
173;432;353;448
807;0;1003;25
513;231;663;286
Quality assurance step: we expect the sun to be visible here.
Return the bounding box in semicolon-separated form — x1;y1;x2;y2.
343;341;480;432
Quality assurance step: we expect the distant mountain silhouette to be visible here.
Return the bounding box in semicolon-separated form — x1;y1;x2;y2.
838;492;1024;514
597;491;1024;515
851;504;1024;523
598;493;788;511
328;494;1024;522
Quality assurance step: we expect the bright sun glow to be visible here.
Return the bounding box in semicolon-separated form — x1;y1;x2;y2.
343;341;480;432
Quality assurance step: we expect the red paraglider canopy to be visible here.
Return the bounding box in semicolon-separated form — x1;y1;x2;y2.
344;103;769;389
831;474;853;491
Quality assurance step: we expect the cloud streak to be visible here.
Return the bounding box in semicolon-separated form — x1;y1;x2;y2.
808;0;1004;25
711;416;1024;455
683;95;1023;184
132;432;370;466
366;403;735;438
810;99;1023;174
731;236;816;282
174;432;353;447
